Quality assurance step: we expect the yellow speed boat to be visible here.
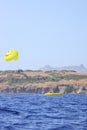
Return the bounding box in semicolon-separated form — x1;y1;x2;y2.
44;91;62;96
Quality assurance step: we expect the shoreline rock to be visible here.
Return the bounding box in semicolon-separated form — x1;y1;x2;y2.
0;70;87;94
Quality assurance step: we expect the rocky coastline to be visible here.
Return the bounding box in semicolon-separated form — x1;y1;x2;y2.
0;69;87;94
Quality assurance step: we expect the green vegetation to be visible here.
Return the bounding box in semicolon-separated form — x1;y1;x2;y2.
1;70;87;85
0;70;87;93
45;70;87;81
64;74;87;80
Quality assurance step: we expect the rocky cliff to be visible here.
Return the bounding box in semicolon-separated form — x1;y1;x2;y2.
0;69;87;94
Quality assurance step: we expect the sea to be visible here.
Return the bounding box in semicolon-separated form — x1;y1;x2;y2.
0;93;87;130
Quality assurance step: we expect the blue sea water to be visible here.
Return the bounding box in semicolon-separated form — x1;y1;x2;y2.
0;94;87;130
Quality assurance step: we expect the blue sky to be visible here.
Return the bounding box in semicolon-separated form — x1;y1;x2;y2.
0;0;87;70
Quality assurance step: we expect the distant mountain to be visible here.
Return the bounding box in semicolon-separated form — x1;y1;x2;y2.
39;64;87;73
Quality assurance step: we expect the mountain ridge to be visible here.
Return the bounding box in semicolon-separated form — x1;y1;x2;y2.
39;64;87;73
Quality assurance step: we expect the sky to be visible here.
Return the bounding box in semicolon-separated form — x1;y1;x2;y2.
0;0;87;70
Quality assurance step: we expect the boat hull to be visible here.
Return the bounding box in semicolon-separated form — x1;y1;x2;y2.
44;92;61;96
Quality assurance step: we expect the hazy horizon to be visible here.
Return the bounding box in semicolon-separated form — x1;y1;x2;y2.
0;64;87;71
0;0;87;70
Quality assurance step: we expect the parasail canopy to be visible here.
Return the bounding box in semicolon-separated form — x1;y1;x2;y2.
4;49;19;61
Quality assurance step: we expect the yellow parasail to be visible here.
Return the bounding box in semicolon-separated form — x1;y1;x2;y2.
4;49;19;61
